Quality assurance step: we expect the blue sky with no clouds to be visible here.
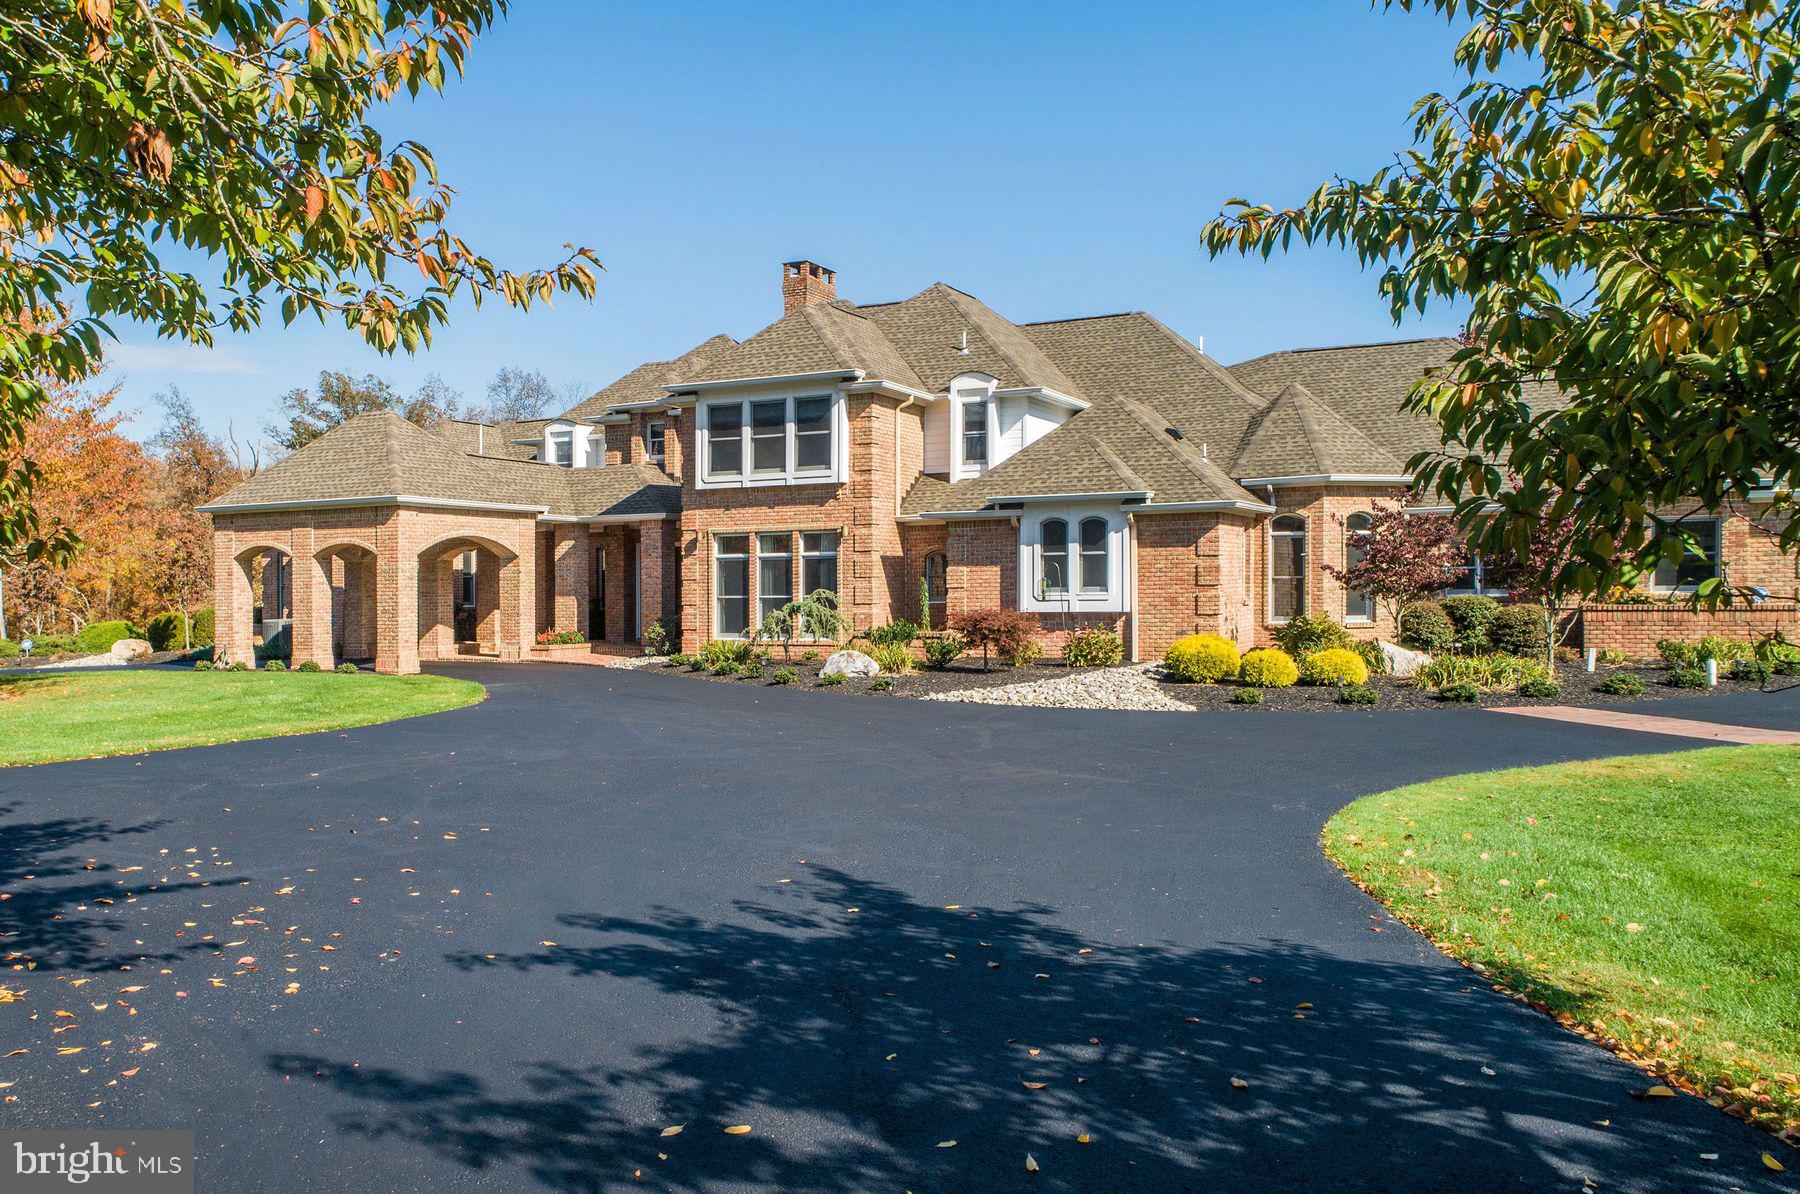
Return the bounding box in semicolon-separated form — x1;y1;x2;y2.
100;1;1473;440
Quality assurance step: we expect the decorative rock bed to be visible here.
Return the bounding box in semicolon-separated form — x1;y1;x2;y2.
921;662;1196;712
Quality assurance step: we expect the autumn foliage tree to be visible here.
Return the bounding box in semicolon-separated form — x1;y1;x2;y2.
1326;501;1465;632
152;389;245;624
0;2;598;571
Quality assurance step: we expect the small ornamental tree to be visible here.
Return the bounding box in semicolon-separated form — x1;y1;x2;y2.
949;608;1036;671
1501;510;1582;677
1326;502;1464;635
759;589;845;661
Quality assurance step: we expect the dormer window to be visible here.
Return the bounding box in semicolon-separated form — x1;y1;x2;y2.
546;428;574;467
645;420;667;465
962;399;989;468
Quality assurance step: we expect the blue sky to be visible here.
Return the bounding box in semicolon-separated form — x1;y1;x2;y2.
102;0;1471;441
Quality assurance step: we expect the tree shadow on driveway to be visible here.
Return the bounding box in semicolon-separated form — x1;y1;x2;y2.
270;866;1771;1192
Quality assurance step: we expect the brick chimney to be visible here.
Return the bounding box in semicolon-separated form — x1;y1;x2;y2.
782;260;836;313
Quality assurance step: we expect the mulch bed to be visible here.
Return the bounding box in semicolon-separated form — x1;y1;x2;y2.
639;653;1793;711
1152;660;1786;712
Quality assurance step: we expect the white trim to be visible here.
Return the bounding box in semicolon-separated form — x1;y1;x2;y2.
908;496;1277;521
844;379;940;403
983;490;1152;506
667;369;862;395
199;494;549;516
583;512;672;525
1017;503;1130;614
1133;499;1277;515
991;385;1089;412
1237;474;1412;487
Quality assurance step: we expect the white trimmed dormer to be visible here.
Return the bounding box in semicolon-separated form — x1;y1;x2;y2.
539;421;602;468
923;373;1083;479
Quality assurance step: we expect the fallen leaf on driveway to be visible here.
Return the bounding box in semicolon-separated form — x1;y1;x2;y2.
1022;1081;1047;1091
659;1126;682;1138
724;1125;751;1135
1025;1154;1040;1172
1764;1154;1785;1172
1230;1077;1248;1090
936;1140;956;1148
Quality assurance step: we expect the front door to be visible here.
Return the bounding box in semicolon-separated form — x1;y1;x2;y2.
589;545;605;641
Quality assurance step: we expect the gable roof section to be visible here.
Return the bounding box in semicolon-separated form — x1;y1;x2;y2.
1230;382;1404;479
860;284;1083;396
684;302;923;390
202;411;678;519
1228;337;1462;462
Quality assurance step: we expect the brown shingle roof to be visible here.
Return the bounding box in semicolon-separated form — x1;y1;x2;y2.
560;333;737;419
1230;382;1404;478
685;303;922;390
861;284;1083;396
1228;337;1463;461
204;411;679;519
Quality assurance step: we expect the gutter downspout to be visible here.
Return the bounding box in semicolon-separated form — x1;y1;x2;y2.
892;396;915;519
1125;512;1139;663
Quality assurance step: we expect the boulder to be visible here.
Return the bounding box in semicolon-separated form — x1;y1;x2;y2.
820;649;880;679
110;637;153;660
1378;639;1431;678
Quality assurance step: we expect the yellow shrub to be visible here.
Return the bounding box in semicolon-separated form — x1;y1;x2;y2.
1163;633;1241;683
867;642;914;674
1300;646;1370;686
1239;648;1299;688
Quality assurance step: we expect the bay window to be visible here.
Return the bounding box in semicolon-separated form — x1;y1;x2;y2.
1270;515;1306;621
713;534;750;638
700;394;839;485
1078;517;1108;593
1020;509;1125;612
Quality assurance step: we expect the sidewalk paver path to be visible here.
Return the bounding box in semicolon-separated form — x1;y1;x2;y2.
1492;703;1800;744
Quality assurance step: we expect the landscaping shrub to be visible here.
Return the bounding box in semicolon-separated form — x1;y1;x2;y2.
191;608;215;648
1336;683;1379;705
923;634;965;669
1413;653;1548;691
1658;636;1753;668
296;660;322;673
1238;648;1299;688
710;661;739;676
1440;595;1501;651
1163;633;1241;683
801;650;820;662
867;642;913;674
1732;657;1776;683
146;611;185;652
950;609;1037;670
641;619;672;656
74;619;138;655
665;653;691;668
866;619;918;648
335;662;359;674
1489;604;1549;656
1517;676;1561;699
871;677;894;692
34;634;75;655
193;660;213;671
263;659;288;672
1271;611;1352;658
536;629;585;646
1667;665;1710;689
1064;628;1124;668
1299;647;1369;687
1436;681;1480;702
1231;687;1263;705
770;667;797;685
226;661;250;672
687;656;707;672
1399;601;1454;655
1353;639;1387;676
1758;640;1800;675
819;671;847;686
1595;672;1645;696
0;639;16;659
701;639;756;667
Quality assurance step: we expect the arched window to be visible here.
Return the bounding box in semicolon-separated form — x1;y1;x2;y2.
1344;512;1374;622
1078;517;1108;593
1270;515;1306;621
1039;519;1069;596
922;551;948;621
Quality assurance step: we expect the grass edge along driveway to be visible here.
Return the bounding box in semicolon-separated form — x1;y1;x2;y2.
1323;744;1800;1146
0;669;485;767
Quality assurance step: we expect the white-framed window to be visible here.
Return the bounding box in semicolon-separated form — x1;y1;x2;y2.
1445;550;1504;597
645;420;666;465
757;533;793;627
546;429;574;467
801;531;839;596
1270;514;1306;622
699;394;841;486
1019;508;1127;612
1651;518;1721;591
1345;511;1374;622
713;534;751;639
456;551;477;607
961;398;989;469
922;550;947;621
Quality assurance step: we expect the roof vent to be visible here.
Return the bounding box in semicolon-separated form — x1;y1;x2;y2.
956;329;969;356
1164;426;1185;441
1200;442;1209;459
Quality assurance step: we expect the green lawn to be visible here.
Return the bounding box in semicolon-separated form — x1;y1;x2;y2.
0;668;485;766
1324;746;1800;1138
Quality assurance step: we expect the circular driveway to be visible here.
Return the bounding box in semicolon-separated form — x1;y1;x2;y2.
1;664;1794;1192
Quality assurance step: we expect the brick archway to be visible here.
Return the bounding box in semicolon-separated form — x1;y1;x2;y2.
417;535;527;664
219;544;292;667
295;543;379;668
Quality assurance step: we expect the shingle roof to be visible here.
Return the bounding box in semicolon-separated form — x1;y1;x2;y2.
560;333;737;420
685;303;923;390
1228;338;1464;461
860;284;1083;396
204;411;678;519
1230;382;1404;478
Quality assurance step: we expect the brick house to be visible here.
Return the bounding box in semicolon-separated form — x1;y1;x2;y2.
202;260;1799;673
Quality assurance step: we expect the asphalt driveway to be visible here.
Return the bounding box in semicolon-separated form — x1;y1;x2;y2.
1;664;1795;1192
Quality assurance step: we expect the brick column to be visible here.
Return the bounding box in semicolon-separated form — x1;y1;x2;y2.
496;551;533;661
214;536;254;668
603;527;629;642
345;552;377;659
417;553;454;662
376;519;419;675
638;521;667;633
290;532;334;670
551;523;591;637
476;551;500;653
